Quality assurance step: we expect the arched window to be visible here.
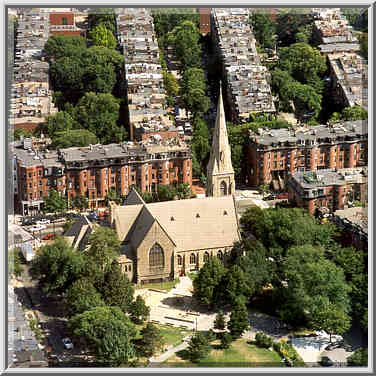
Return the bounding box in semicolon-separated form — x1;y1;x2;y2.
217;250;223;260
177;255;182;266
149;243;164;268
190;253;196;264
220;181;227;196
128;265;131;272
204;252;210;263
124;265;128;272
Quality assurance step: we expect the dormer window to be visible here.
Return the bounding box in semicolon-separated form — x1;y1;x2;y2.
224;210;228;215
170;216;175;221
196;213;200;218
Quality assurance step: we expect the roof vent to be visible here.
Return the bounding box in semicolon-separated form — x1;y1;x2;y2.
170;216;175;221
196;213;200;218
224;210;228;215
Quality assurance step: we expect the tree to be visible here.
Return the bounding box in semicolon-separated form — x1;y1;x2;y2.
342;106;368;121
87;8;116;36
44;35;86;60
89;24;117;49
69;306;136;366
71;195;89;212
65;278;105;316
100;261;135;314
8;250;23;278
279;43;326;89
156;184;177;202
249;12;276;50
72;92;126;144
280;245;351;326
136;323;165;358
176;183;191;199
52;129;98;149
29;237;85;295
220;332;233;349
231;240;275;298
214;312;226;331
193;257;227;307
13;128;33;140
43;189;67;215
276;10;311;46
180;68;210;115
105;187;122;205
359;33;368;60
228;297;249;339
162;70;179;97
215;265;251;307
86;227;121;271
46;111;76;138
347;348;368;366
130;295;150;324
186;332;212;363
309;298;351;343
168;21;202;71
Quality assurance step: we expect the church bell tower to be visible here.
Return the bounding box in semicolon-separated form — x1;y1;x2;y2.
206;84;235;197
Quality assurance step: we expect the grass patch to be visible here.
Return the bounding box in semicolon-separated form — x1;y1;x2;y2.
165;338;285;367
136;278;179;291
187;273;197;281
155;323;191;347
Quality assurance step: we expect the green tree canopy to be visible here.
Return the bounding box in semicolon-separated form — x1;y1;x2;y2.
193;257;227;308
65;278;105;316
228;297;249;339
186;332;212;363
249;12;276;50
88;24;117;49
44;35;87;60
135;323;165;358
130;295;150;324
29;237;85;296
51;129;98;149
168;21;202;71
72;92;126;143
69;306;136;366
43;189;67;214
156;184;177;202
46;111;76;138
71;194;89;211
87;8;116;35
342;106;368;121
276;10;311;46
100;261;135;314
214;311;226;331
86;227;121;271
347;348;368;366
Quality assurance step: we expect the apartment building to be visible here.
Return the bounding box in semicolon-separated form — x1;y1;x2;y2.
287;167;367;216
11;9;57;131
116;8;174;141
247;120;367;188
14;138;192;215
332;206;368;250
311;8;368;111
211;8;275;124
49;11;86;36
199;8;211;35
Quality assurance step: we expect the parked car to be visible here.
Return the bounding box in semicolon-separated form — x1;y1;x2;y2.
22;218;35;226
29;224;47;232
320;356;334;367
277;193;289;200
42;233;55;241
325;342;340;351
264;194;276;201
62;338;73;350
36;218;50;226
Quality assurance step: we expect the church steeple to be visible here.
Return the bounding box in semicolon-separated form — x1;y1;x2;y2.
206;83;235;197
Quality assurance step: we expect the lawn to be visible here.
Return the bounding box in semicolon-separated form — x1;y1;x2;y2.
135;278;179;291
164;338;285;367
156;324;190;348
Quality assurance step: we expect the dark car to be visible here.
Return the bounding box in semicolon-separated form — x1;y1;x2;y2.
320;356;334;367
264;194;276;201
22;218;35;226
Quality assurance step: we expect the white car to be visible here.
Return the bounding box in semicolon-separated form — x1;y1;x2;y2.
62;338;73;350
29;224;47;232
36;219;50;226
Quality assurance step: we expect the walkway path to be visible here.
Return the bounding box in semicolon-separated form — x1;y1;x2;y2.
148;336;191;365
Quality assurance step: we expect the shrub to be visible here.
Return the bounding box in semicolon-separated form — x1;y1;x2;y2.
273;339;304;367
255;332;273;348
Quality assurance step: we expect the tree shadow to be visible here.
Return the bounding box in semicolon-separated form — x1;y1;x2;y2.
13;287;34;311
175;349;190;361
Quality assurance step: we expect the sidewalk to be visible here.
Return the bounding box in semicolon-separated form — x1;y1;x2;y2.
148;335;191;365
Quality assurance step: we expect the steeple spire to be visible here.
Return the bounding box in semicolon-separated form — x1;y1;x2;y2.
206;82;235;197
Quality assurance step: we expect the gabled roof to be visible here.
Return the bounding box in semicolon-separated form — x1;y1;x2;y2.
125;187;146;206
113;196;240;251
63;215;92;250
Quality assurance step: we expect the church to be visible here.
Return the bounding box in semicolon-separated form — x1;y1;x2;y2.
110;85;241;284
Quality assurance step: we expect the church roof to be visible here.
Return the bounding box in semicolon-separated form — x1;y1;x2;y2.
113;196;240;251
125;187;146;205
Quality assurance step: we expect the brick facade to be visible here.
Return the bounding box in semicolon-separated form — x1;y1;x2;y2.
247;121;368;188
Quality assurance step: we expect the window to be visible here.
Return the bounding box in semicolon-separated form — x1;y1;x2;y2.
190;253;196;264
111;177;115;184
204;252;209;263
273;161;277;169
39;181;42;186
124;265;128;272
149;243;164;268
217;250;223;260
62;17;68;25
177;255;182;265
220;181;227;196
40;191;43;197
131;175;135;182
28;172;32;178
128;265;131;272
38;170;42;176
